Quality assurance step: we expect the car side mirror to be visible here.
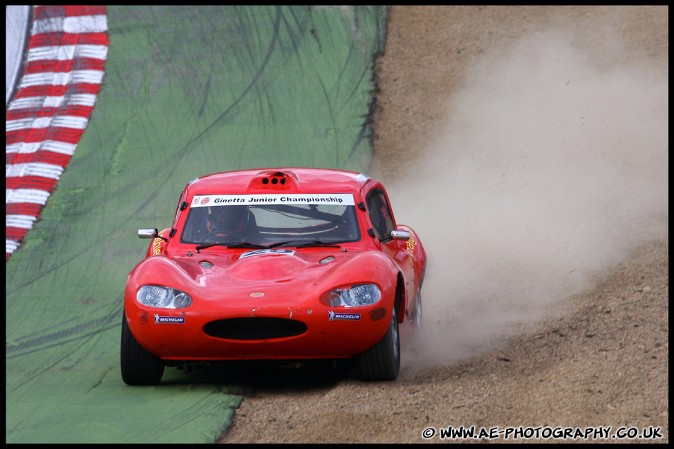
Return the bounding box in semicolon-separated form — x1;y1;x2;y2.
390;229;410;241
138;228;159;239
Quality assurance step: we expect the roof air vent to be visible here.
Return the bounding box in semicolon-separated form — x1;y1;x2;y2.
249;170;298;191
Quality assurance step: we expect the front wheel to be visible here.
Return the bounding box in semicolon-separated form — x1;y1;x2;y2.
356;307;400;381
121;312;165;386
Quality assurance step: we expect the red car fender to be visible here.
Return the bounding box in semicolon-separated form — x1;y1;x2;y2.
127;255;197;294
398;225;426;283
393;224;426;321
143;228;171;258
315;249;399;311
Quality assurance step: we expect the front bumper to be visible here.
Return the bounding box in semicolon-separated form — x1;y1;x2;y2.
125;302;392;361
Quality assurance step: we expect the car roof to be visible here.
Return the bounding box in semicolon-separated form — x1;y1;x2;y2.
185;167;373;195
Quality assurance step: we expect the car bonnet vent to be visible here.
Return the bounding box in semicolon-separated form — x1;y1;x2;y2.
249;170;298;190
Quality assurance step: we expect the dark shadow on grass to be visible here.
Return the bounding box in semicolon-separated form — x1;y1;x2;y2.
160;358;358;394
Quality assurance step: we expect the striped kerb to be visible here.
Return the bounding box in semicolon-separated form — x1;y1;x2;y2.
5;5;109;260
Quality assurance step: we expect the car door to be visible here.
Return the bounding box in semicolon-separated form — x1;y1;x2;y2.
364;186;416;315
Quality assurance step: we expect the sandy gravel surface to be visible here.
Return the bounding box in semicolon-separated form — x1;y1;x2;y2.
220;6;668;444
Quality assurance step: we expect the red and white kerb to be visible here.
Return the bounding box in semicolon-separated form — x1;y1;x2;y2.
5;5;109;260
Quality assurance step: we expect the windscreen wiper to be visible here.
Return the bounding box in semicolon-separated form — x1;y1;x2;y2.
195;242;268;252
268;240;341;249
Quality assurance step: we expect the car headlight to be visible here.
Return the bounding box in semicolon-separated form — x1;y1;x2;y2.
136;285;192;309
320;284;382;307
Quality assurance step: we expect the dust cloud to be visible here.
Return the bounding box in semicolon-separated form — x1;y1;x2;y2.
387;30;668;369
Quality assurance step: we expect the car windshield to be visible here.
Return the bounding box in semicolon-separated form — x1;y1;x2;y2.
180;193;361;247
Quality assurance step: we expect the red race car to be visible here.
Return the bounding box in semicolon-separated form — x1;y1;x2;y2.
121;167;426;385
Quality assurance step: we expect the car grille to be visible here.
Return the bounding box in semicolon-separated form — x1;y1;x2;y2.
203;317;308;340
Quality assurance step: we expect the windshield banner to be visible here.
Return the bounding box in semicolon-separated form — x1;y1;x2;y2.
191;194;355;207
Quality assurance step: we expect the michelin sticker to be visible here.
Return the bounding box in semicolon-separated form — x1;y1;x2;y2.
328;310;361;321
154;314;185;324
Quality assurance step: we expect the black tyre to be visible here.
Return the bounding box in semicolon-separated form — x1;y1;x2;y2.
121;312;165;386
356;307;400;381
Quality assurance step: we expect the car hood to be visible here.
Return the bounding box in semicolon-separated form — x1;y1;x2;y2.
156;247;382;290
200;248;333;281
128;246;398;311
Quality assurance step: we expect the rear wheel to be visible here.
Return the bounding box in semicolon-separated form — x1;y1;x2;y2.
121;312;165;386
356;307;400;381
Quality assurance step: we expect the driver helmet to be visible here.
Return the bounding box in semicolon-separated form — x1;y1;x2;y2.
206;205;248;234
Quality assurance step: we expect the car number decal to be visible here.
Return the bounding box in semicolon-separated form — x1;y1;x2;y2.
406;232;416;256
151;237;163;256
